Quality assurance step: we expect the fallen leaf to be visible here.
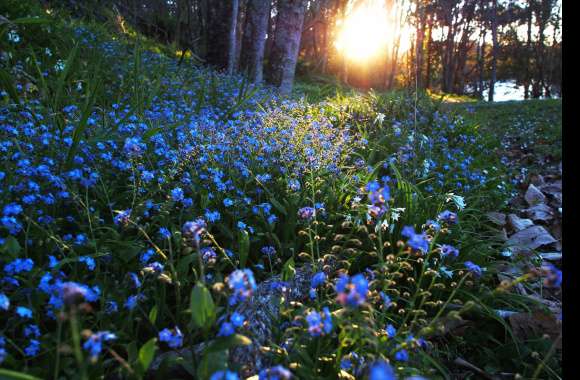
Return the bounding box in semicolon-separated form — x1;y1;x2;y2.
506;225;556;252
525;184;546;206
507;214;534;232
524;203;554;222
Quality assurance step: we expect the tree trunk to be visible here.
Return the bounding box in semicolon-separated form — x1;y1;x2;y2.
424;14;434;89
266;0;308;94
524;1;532;99
240;0;270;83
227;0;240;75
414;5;427;89
206;1;232;70
488;0;498;102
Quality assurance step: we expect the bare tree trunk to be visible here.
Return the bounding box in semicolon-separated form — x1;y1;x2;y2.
524;1;532;99
266;0;308;94
227;0;240;75
414;4;427;89
488;0;498;102
424;14;434;89
206;1;232;70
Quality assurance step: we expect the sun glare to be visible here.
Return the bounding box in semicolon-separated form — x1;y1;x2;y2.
335;0;390;61
335;0;412;62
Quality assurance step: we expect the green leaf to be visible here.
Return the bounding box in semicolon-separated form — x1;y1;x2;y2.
53;43;79;112
138;338;157;373
0;369;42;380
205;334;252;353
281;257;296;282
148;305;158;325
1;236;21;256
196;350;228;380
238;229;250;268
0;67;20;105
269;197;287;216
190;282;215;329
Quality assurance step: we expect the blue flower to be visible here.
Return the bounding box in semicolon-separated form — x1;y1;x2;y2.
386;324;397;338
3;203;23;216
438;210;458;224
0;293;9;311
123;137;145;158
83;331;117;359
16;306;32;319
114;209;131;226
205;210;221;222
226;269;257;305
159;227;171;239
231;312;245;328
124;295;140;310
394;349;409;361
78;256;96;271
171;187;184;202
182;219;207;244
464;261;483;277
159;326;183;348
210;370;239;380
24;324;40;338
105;301;118;314
306;307;333;337
335;274;369;307
4;258;34;275
24;339;40;357
258;365;292;380
369;360;396;380
288;179;301;191
309;271;326;299
218;322;235;337
401;226;429;253
379;292;392;309
261;246;276;257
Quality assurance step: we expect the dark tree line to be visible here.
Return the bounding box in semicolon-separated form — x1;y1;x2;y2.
45;0;561;98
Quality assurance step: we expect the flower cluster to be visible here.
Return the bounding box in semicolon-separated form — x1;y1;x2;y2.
335;274;369;307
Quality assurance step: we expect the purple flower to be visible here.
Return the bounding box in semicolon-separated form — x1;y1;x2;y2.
261;246;276;257
297;207;315;221
182;219;207;244
439;244;459;259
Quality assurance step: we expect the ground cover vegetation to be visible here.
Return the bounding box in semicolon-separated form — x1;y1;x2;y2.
0;2;562;379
